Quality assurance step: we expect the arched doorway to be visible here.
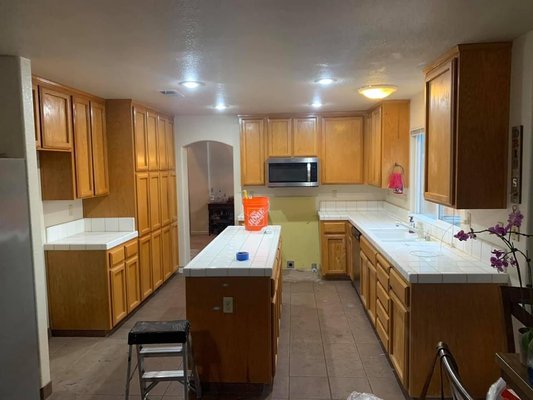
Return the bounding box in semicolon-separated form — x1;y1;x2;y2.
186;140;234;258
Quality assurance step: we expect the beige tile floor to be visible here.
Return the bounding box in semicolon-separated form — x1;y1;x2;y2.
48;271;407;400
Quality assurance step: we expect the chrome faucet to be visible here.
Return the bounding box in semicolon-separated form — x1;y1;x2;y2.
395;216;416;234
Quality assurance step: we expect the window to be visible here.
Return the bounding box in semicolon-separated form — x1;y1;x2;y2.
412;129;462;226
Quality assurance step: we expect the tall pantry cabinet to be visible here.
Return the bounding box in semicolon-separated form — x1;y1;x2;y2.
83;100;178;301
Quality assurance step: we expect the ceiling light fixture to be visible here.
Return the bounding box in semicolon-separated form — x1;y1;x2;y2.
214;104;228;111
358;85;398;99
315;78;336;85
311;101;322;108
179;80;204;89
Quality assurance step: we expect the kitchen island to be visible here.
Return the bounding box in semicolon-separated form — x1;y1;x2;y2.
184;225;282;385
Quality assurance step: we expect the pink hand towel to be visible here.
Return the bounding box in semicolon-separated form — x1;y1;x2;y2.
388;171;404;194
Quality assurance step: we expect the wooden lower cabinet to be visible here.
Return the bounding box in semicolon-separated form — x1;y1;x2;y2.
186;246;282;384
138;234;153;300
162;225;172;280
151;229;164;289
320;221;347;277
46;239;140;335
354;234;506;398
171;222;179;272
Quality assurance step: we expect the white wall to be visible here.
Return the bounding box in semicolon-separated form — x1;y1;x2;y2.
208;141;234;200
187;142;209;234
174;115;241;264
42;200;83;228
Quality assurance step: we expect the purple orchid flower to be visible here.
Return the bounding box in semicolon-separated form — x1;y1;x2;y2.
454;229;476;241
488;224;508;236
507;208;524;230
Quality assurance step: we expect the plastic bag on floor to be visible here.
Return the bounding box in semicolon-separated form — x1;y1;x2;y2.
347;392;384;400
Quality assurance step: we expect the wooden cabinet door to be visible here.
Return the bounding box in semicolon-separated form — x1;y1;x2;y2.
240;118;265;186
146;111;159;171
389;291;409;387
321;234;346;275
293;117;318;156
72;96;94;198
360;251;368;307
135;172;151;236
369;107;382;187
151;229;163;289
425;59;456;206
32;83;41;148
171;222;179;272
367;260;377;325
322;117;363;184
133;106;148;171
90;100;109;196
267;118;292;157
162;225;172;280
166;119;175;170
169;172;178;222
109;263;127;326
40;86;73;150
125;256;141;312
149;172;162;231
157;116;168;170
138;235;153;300
160;172;170;226
346;230;354;281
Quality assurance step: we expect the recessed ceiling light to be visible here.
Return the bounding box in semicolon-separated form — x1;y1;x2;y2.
214;104;228;111
315;78;336;85
311;101;322;108
358;85;398;99
179;81;204;89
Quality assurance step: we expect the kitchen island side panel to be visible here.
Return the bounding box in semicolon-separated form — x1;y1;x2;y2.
186;276;273;384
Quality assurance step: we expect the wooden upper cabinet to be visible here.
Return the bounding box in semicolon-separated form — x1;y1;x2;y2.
40;86;73;150
133;106;148;171
166;119;175;170
293;117;318;156
425;60;455;206
157;116;168;170
149;172;162;231
424;43;511;209
146;111;159;171
135;172;151;237
240;118;266;186
322;116;364;184
32;83;41;148
90;100;109;196
267;118;292;157
72;97;94;198
365;107;382;187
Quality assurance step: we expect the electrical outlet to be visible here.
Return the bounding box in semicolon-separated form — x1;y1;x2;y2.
311;263;318;273
68;204;73;216
223;297;233;313
464;212;471;228
287;260;295;269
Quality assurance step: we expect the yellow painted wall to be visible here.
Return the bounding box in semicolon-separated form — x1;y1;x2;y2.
268;197;320;270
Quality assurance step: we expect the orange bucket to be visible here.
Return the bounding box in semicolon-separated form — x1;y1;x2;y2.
243;197;269;231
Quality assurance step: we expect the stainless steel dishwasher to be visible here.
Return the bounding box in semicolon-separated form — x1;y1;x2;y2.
351;226;361;291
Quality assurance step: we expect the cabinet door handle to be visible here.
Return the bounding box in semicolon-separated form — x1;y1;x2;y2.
212;306;221;311
222;283;229;287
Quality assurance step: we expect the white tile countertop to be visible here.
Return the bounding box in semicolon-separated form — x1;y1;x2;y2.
319;210;509;285
183;225;281;277
44;218;138;250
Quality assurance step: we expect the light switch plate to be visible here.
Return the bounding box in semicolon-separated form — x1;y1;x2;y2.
223;297;234;313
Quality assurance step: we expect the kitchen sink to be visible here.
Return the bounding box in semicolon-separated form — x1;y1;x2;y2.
368;228;420;242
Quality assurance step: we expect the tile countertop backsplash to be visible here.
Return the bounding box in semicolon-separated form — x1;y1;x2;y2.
318;201;509;285
44;217;138;250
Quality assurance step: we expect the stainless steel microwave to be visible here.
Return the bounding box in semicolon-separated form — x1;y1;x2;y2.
266;157;319;187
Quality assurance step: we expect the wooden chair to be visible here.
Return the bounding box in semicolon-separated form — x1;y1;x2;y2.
501;286;533;352
421;342;474;400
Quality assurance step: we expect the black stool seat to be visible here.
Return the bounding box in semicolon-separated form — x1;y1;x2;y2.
128;320;190;345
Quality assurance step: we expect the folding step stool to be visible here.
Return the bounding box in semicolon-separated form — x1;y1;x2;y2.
125;320;202;400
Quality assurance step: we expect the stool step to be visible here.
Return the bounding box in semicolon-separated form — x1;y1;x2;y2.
142;370;191;382
139;345;183;357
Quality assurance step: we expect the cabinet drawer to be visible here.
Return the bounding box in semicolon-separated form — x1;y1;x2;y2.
109;246;125;266
376;317;389;349
390;268;410;307
376;260;390;288
360;236;377;265
125;240;138;259
376;297;389;330
322;221;346;234
376;281;390;312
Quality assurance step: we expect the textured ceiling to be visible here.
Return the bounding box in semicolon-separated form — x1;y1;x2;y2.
1;0;533;115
